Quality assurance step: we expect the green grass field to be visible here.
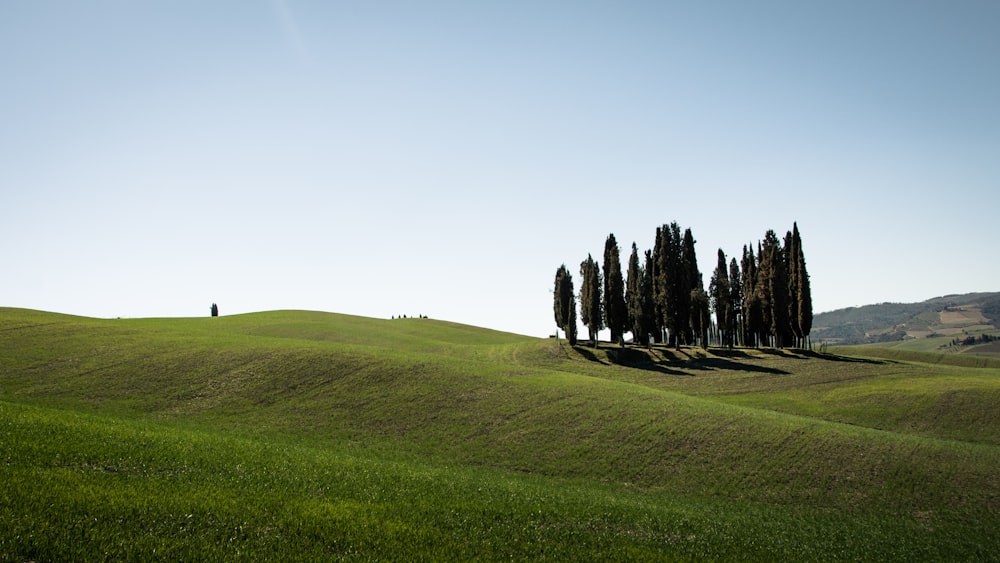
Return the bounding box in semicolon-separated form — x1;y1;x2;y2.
2;308;998;561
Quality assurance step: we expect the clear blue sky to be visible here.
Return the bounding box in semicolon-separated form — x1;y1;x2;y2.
2;1;998;337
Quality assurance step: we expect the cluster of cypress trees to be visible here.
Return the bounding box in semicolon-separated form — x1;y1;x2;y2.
553;222;812;349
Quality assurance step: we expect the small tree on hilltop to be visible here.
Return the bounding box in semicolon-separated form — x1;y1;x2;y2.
210;303;219;317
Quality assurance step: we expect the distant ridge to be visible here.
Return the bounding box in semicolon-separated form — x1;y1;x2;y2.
813;291;1000;346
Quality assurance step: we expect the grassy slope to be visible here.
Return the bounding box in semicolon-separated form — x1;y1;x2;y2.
2;308;998;560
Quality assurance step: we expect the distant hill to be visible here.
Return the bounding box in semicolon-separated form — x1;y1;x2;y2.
813;292;1000;350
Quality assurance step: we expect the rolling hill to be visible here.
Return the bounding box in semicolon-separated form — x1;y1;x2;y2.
812;291;1000;350
1;308;998;560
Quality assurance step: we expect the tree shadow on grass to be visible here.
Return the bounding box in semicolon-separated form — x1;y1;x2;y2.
798;350;887;364
755;348;813;359
573;346;608;365
752;348;886;364
688;356;790;375
573;345;691;376
573;345;813;376
573;344;882;376
606;346;691;376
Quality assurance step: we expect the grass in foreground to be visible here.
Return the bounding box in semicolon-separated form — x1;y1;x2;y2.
1;309;998;560
4;401;992;562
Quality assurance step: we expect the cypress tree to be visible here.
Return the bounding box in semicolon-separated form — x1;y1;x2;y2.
554;220;813;350
657;222;685;348
680;228;700;346
786;229;800;346
651;226;666;344
603;234;627;346
760;230;790;348
553;265;577;345
642;249;658;345
210;303;219;317
741;245;761;348
754;241;773;347
690;287;710;349
793;223;813;349
709;249;731;348
728;257;742;348
625;243;649;346
579;254;603;347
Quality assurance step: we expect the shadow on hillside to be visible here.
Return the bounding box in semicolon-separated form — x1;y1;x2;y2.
689;356;790;375
707;348;754;360
799;350;886;364
573;344;886;375
575;345;795;376
573;346;690;375
755;348;814;359
607;347;691;376
750;348;887;364
573;346;608;365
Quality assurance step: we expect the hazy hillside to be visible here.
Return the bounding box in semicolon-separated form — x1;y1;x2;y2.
813;291;1000;347
2;308;998;560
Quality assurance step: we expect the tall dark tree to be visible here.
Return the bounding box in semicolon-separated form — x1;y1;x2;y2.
553;220;815;350
791;223;813;348
728;257;742;347
690;287;710;349
603;234;627;346
651;226;666;344
579;254;603;346
741;244;761;347
210;303;219;317
709;249;732;348
785;229;802;347
642;249;658;345
656;222;685;348
759;230;790;347
553;265;577;345
680;228;700;346
626;243;652;346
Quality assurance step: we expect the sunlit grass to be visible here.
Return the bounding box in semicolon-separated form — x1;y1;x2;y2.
1;308;998;560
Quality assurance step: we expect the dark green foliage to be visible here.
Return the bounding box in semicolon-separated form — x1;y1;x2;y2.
681;228;701;345
556;221;815;351
642;250;658;345
651;226;665;344
709;249;733;348
792;223;813;348
690;287;710;349
602;234;627;346
649;223;706;349
762;230;791;348
754;242;773;347
728;258;742;347
786;230;800;345
210;303;219;317
656;223;685;348
734;225;814;349
741;245;762;347
553;265;578;345
579;254;602;346
625;244;653;346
